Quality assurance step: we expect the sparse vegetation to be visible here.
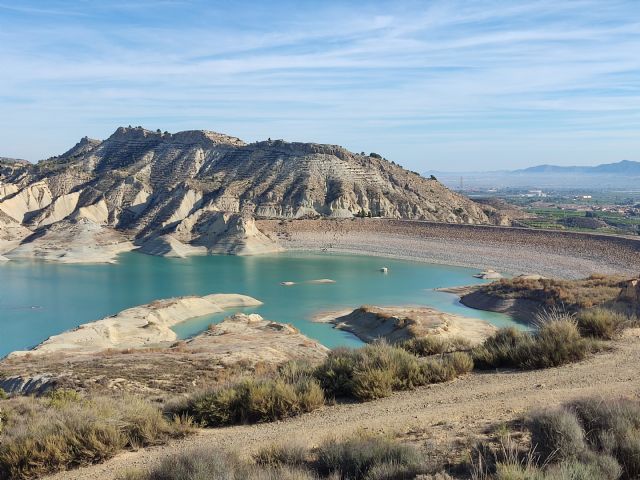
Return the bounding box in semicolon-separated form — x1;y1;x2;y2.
315;435;424;479
169;343;473;428
482;274;627;310
167;375;324;428
124;435;432;480
0;390;192;479
471;397;640;480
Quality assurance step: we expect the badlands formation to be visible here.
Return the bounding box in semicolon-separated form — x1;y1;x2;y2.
0;127;495;263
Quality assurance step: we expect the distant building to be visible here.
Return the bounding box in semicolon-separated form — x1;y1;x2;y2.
524;189;546;198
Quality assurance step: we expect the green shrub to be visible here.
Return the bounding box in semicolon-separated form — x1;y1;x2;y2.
473;318;592;370
351;367;394;401
527;408;586;462
0;388;7;400
472;328;532;369
523;318;591;369
46;388;83;407
420;358;456;384
399;336;471;356
315;436;422;479
314;348;359;397
543;458;621;480
254;442;308;467
445;351;474;375
122;447;320;480
576;308;631;340
315;343;469;402
173;375;325;427
571;398;640;479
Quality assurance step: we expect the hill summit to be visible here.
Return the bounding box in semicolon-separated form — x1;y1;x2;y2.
0;127;498;261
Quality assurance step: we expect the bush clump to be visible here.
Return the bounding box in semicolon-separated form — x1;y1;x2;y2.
124;435;432;480
575;308;634;340
315;343;473;401
400;336;471;356
473;397;640;480
315;435;423;479
0;393;191;479
170;375;325;427
125;448;318;480
527;407;586;462
472;317;593;370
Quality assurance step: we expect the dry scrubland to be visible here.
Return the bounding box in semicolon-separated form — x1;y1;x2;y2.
258;218;640;278
2;303;639;479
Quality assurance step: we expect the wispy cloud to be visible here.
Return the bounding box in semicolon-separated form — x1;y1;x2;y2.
0;0;638;169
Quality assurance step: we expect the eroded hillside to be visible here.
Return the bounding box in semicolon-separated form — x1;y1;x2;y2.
0;127;498;261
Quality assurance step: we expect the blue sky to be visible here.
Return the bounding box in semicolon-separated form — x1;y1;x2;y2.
0;0;638;171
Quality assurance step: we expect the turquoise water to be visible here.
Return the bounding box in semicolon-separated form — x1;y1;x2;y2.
0;252;521;358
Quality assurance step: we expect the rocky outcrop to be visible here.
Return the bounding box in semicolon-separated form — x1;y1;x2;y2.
187;312;329;366
0;374;57;396
0;309;328;396
324;305;497;345
0;210;30;254
0;126;496;262
8;293;263;357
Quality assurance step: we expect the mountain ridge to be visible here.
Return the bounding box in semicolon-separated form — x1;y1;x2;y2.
0;126;498;262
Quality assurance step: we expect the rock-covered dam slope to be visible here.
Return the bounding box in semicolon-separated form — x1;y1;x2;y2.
0;127;498;262
259;219;640;279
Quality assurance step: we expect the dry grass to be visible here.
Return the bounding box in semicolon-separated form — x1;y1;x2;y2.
575;308;637;340
0;390;193;479
124;434;435;480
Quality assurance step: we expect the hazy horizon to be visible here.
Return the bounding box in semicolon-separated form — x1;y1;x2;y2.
1;0;639;170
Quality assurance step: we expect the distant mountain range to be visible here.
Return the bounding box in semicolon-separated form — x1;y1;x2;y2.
515;160;640;175
425;160;640;190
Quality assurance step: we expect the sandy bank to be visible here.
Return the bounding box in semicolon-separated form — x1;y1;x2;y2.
318;305;497;345
258;218;640;279
8;293;262;358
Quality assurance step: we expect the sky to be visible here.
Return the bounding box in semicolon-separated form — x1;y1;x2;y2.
0;0;638;171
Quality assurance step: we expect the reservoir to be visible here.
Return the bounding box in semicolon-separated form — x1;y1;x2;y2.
0;252;519;357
